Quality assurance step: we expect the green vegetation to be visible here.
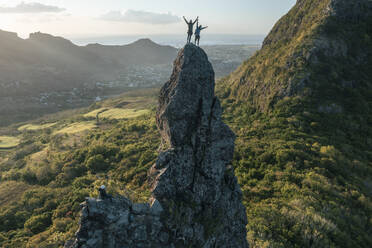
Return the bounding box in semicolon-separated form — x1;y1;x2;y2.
216;0;372;247
216;93;372;247
0;136;21;149
0;89;159;247
5;78;371;247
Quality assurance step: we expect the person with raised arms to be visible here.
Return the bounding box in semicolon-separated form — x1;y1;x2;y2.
183;16;199;43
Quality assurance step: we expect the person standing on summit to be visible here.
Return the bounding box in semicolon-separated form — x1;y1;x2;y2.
195;20;208;46
183;16;198;43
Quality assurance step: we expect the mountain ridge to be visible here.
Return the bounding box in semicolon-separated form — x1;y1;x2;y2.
0;29;178;94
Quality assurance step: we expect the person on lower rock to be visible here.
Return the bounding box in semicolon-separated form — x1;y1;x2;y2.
98;185;109;200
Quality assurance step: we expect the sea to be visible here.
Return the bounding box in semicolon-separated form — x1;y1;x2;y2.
71;34;264;47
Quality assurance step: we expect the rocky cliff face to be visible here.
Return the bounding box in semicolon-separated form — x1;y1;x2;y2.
66;44;248;248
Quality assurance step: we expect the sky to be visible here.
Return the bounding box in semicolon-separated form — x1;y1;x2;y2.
0;0;296;39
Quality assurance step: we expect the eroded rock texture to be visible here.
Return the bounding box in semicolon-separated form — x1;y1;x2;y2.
66;44;248;248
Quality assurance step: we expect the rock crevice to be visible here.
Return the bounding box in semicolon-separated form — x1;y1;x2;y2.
66;44;248;248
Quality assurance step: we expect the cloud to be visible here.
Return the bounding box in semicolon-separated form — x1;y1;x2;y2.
0;2;65;13
101;9;181;25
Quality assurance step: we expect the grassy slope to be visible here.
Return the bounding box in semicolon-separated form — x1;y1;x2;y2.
223;0;332;110
18;123;57;132
84;108;150;120
0;136;21;149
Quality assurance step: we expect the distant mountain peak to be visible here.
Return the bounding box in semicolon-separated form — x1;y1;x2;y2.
137;38;152;42
128;38;160;48
0;29;19;39
28;32;74;47
132;38;155;44
29;31;62;40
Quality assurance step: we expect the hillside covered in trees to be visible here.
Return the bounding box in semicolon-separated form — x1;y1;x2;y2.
218;0;372;246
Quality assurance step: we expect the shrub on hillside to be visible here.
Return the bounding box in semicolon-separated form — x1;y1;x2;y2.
85;154;109;172
24;212;52;234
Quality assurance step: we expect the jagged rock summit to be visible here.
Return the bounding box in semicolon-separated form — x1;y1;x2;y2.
66;44;248;248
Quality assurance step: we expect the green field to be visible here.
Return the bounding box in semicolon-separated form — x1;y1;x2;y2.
0;136;21;149
55;121;97;134
18;123;57;131
84;108;151;120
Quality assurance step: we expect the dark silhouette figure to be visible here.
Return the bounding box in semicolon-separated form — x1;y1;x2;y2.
98;185;108;200
195;20;208;46
183;16;198;43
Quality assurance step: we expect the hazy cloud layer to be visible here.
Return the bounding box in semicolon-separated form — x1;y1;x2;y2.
0;2;65;13
101;10;181;24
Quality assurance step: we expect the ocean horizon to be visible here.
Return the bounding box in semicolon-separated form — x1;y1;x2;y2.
70;34;265;47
